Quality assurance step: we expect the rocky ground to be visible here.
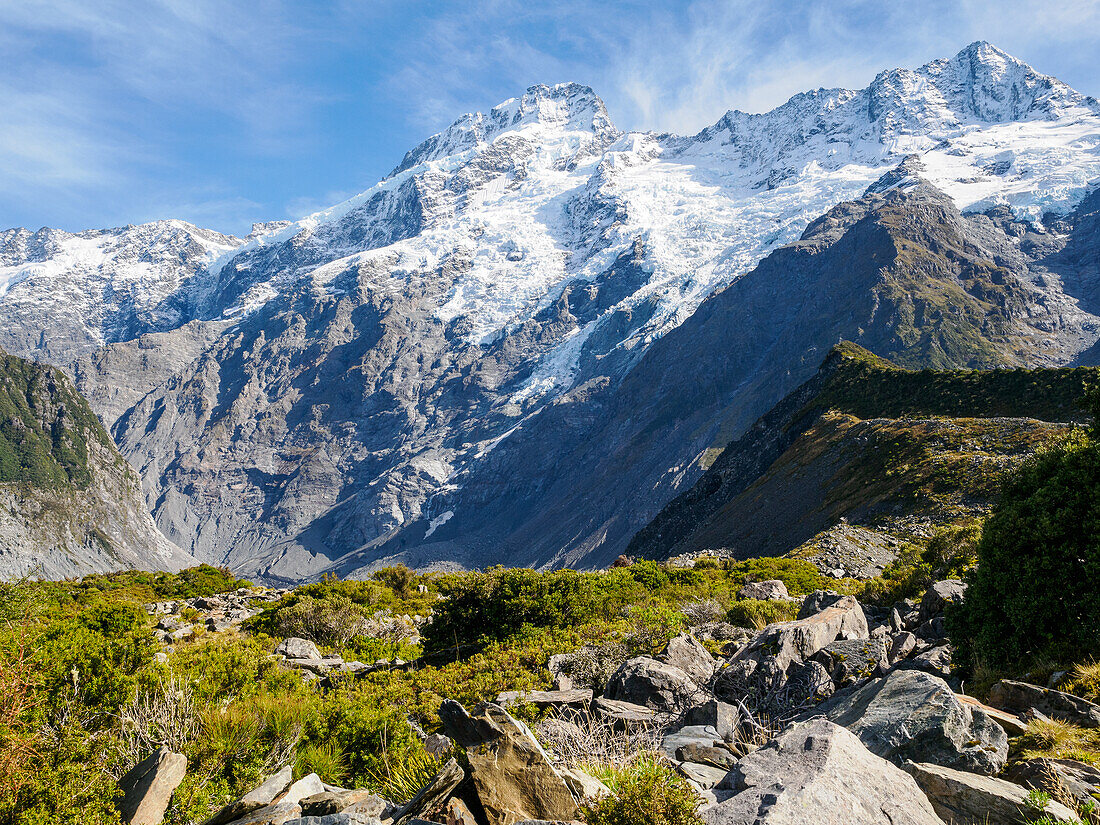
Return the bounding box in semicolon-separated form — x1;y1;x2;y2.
120;579;1100;825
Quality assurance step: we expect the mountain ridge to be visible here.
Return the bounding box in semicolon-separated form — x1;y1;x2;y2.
2;42;1099;580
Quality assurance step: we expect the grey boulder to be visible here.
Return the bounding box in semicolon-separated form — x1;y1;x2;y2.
660;633;717;685
276;637;323;660
704;718;942;824
738;580;790;601
823;669;1007;775
918;580;966;622
604;656;704;713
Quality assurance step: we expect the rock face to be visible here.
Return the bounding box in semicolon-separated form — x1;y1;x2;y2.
823;670;1008;774
0;44;1093;581
704;719;943;824
906;761;1079;824
437;701;577;825
118;747;188;825
0;349;192;580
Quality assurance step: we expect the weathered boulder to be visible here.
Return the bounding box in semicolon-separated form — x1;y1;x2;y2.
393;758;464;825
989;679;1100;728
118;746;188;825
558;766;610;801
823;669;1007;775
704;719;942;824
918;580;966;623
735;595;868;674
203;765;294;825
437;701;577;825
906;761;1078;824
604;656;704;713
220;802;303;825
812;637;888;684
423;733;452;758
678;761;728;790
276;638;323;660
282;814;379;825
887;632;917;665
282;775;326;807
738;580;789;601
300;790;384;817
660;633;717;685
894;645;953;679
797;590;845;619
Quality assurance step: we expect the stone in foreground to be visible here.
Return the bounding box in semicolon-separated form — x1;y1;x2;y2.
118;746;188;825
438;701;577;825
704;718;942;824
906;761;1078;824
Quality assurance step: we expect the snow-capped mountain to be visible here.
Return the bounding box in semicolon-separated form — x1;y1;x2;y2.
5;42;1100;580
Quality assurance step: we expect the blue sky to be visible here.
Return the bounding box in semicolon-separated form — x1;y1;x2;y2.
2;0;1099;236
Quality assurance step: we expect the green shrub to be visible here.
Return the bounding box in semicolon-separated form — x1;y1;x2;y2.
581;758;702;825
952;431;1100;672
422;567;600;653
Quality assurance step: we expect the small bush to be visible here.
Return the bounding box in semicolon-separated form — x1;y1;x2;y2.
295;741;348;785
269;594;367;647
727;599;798;629
580;758;702;825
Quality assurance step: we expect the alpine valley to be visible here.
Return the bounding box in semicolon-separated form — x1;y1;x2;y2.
3;41;1100;582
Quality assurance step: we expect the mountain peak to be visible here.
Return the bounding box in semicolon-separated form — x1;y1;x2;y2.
389;82;617;177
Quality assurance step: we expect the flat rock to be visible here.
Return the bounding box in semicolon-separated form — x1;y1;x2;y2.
300;790;383;817
589;697;658;731
660;725;722;761
906;761;1078;824
495;689;593;710
823;669;1007;775
704;718;941;824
